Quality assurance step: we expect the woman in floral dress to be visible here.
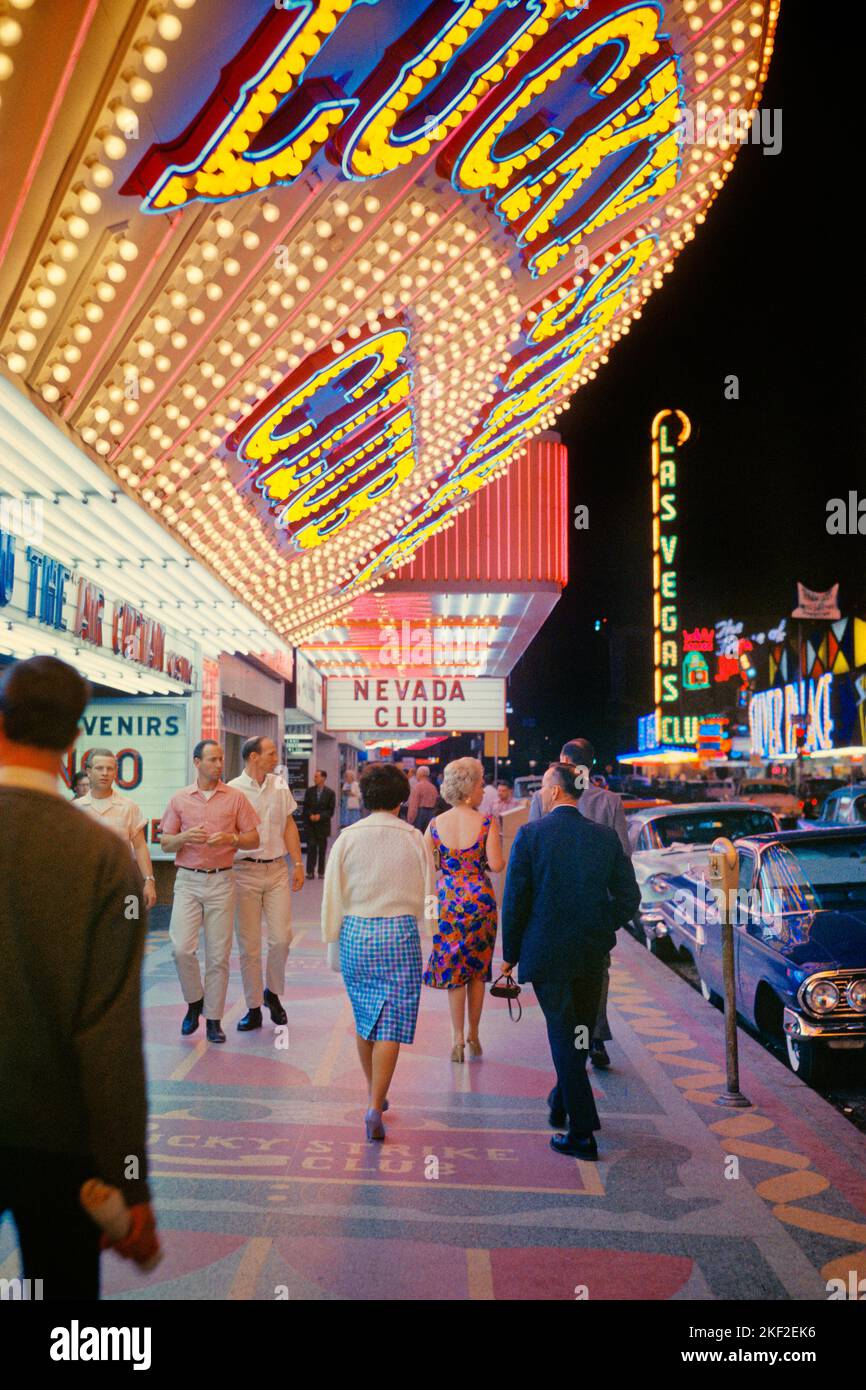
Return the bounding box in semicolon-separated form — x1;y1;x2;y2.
423;758;504;1061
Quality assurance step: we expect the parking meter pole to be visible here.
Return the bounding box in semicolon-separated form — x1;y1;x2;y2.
709;837;751;1109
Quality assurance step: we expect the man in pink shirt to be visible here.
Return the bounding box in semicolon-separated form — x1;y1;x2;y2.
406;765;439;833
160;740;260;1043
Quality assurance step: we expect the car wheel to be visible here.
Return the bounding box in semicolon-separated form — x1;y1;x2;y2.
785;1035;828;1086
699;976;722;1008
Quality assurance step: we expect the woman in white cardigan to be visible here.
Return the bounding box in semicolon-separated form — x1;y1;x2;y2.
322;763;437;1142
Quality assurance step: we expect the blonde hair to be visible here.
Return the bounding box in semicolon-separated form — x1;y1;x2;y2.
441;756;483;806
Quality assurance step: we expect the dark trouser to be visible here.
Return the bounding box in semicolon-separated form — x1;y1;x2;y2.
533;964;604;1137
593;953;612;1043
0;1148;101;1299
413;806;435;834
306;822;329;875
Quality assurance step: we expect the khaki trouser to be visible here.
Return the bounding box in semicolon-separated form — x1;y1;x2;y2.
233;858;293;1007
169;868;236;1020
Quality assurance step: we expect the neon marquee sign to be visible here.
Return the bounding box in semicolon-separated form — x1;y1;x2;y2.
114;0;777;611
749;675;835;760
651;407;694;747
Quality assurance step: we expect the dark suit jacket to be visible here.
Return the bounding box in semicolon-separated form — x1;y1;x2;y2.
303;783;336;834
0;787;149;1203
501;804;641;982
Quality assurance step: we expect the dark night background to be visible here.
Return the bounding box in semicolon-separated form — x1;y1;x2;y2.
505;3;866;770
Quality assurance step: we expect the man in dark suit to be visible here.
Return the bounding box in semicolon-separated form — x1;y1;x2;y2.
303;769;336;878
501;762;640;1160
0;656;159;1296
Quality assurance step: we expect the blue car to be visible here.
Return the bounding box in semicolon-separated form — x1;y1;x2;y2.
655;827;866;1084
810;786;866;827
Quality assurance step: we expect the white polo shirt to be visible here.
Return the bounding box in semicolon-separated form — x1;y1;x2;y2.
229;770;298;861
75;788;146;844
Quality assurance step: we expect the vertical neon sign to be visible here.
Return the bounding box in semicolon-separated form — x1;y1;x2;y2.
651;408;691;747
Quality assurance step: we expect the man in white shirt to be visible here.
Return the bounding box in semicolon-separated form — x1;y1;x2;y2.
75;749;157;910
229;736;304;1031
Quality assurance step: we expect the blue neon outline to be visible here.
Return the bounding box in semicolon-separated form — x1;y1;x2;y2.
339;0;546;181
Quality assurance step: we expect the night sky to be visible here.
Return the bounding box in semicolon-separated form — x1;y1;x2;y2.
507;4;866;768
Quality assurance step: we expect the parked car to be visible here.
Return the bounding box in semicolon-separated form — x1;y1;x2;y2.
654;827;866;1084
738;779;800;827
513;774;542;802
812;786;866;827
627;802;779;952
799;777;847;821
621;797;673;813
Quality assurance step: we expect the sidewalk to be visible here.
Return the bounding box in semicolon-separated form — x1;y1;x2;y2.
4;880;864;1300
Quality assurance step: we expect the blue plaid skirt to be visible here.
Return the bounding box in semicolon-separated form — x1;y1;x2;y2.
339;914;422;1043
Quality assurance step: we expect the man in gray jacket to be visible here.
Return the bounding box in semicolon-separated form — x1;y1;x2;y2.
0;656;158;1298
529;738;630;1068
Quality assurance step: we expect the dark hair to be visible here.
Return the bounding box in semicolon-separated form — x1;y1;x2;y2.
193;739;220;761
360;763;410;811
86;747;115;768
0;656;89;751
242;736;266;762
497;779;512;790
549;763;584;800
561;737;594;768
71;770;90;792
316;769;327;779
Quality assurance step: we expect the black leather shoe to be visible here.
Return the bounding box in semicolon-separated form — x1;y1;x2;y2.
590;1040;611;1069
206;1019;226;1044
181;999;204;1036
237;1007;262;1032
547;1086;568;1129
263;989;288;1025
550;1133;598;1160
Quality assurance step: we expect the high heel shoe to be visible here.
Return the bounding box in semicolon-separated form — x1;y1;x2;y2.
365;1108;385;1142
450;1043;465;1063
467;1037;483;1058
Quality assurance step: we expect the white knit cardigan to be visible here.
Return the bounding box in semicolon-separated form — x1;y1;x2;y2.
321;812;438;943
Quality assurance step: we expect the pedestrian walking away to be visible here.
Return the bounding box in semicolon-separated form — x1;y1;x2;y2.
229;735;305;1032
501;762;640;1161
529;736;631;1069
0;656;159;1297
160;740;260;1044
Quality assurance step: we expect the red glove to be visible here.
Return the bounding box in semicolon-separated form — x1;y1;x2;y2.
103;1202;161;1270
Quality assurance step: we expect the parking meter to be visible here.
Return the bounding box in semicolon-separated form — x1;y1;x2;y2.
708;837;751;1109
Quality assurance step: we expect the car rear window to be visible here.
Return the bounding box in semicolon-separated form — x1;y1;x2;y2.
652;809;778;847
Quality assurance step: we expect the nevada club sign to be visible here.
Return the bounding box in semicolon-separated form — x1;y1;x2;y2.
324;677;506;733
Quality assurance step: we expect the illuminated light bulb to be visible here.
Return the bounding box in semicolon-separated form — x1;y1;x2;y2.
185;263;204;285
106;260;127;283
34;285;56;310
261;201;279;223
155;354;170;371
42;382;60;403
242;229;260;250
0;17;23;44
87;159;114;189
117;237;138;262
200;241;219;263
83;301;103;323
52;362;71;383
205;282;223;301
62;343;81;364
128;74;152;103
315;219;332;239
296;274;310;293
66;214;90;240
103;132;127;161
71;322;91;345
224;257;240;276
156;13;182;41
56;238;79;263
6;351;27;374
44;261;68;286
139;44;167;73
27;306;48;330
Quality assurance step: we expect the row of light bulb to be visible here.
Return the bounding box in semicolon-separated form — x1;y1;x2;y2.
4;1;192;384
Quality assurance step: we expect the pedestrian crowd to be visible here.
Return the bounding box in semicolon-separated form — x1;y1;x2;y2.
0;654;639;1298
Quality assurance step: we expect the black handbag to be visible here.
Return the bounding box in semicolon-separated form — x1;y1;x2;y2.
489;973;522;1021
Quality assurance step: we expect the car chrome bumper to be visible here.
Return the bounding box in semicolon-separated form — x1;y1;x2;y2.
783;1006;866;1044
639;907;668;939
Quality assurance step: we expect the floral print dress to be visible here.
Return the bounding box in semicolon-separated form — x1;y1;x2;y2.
423;816;498;988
